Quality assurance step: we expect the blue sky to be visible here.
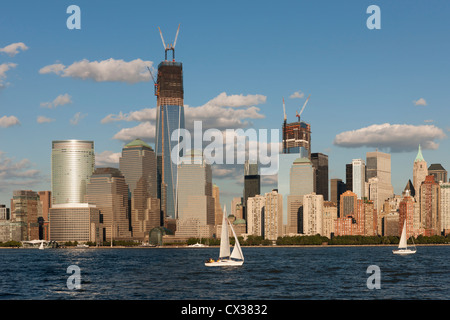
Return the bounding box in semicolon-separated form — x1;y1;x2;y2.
1;0;450;209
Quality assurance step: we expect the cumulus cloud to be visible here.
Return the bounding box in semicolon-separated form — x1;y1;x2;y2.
289;91;304;99
103;92;267;143
95;151;121;167
0;115;20;128
0;151;41;190
37;116;55;124
0;62;17;89
414;98;427;106
40;93;72;109
101;108;156;124
70;112;87;125
112;122;155;141
39;58;153;83
0;42;28;57
333;123;446;152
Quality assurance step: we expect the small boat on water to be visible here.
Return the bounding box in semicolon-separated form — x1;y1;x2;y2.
205;206;244;267
39;242;44;250
189;243;208;247
393;220;416;255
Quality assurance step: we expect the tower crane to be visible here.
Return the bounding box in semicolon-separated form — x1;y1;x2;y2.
296;94;311;122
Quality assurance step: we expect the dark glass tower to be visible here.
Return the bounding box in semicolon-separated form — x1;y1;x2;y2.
311;152;329;201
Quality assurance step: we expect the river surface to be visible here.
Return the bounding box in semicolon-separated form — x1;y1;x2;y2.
0;246;448;300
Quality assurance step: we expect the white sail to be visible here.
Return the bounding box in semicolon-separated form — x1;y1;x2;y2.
229;219;244;261
219;206;230;259
398;220;408;249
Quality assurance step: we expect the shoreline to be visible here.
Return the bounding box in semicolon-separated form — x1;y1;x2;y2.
3;243;450;249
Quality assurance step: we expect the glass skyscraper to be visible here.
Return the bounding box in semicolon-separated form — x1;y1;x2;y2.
51;140;95;205
155;60;185;220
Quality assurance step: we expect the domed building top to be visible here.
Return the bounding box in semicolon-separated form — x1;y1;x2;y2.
293;157;311;164
124;138;153;150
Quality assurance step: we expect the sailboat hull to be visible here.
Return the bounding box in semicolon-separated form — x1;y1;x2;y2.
205;260;244;267
392;249;416;255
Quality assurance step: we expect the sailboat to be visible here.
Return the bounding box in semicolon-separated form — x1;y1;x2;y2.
39;241;45;250
393;220;416;255
205;206;244;267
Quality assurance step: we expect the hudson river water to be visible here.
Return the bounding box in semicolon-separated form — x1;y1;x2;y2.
0;245;449;300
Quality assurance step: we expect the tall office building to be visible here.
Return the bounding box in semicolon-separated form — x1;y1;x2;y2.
340;190;357;217
243;160;260;224
413;145;428;201
263;190;283;241
285;157;314;233
311;153;329;201
345;163;353;191
176;150;214;238
366;150;394;213
85;168;133;241
290;158;314;197
420;175;440;236
246;194;265;237
0;205;9;220
38;191;51;240
428;164;447;183
154;46;185;220
399;195;415;239
212;184;223;226
330;178;346;217
49;203;101;243
10;190;39;241
278;153;300;226
119;139;158;231
439;182;450;235
352;159;365;199
51;140;95;205
302;192;323;236
282;118;311;157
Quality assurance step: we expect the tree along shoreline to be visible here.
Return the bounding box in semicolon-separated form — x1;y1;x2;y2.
2;234;450;248
186;234;450;247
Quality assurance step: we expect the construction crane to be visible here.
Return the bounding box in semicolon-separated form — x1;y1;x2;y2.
158;24;180;61
147;66;158;96
296;94;311;122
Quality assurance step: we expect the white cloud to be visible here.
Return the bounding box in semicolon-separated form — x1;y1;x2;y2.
0;115;20;128
289;91;304;99
101;108;156;124
40;93;72;109
0;42;28;57
104;92;267;143
206;92;266;108
0;151;41;191
112;122;155;141
0;62;17;89
70;112;87;125
39;58;153;83
95;151;121;167
413;98;427;106
37;116;55;124
333;123;446;152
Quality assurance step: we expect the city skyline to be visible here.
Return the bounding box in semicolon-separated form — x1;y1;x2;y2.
1;1;450;210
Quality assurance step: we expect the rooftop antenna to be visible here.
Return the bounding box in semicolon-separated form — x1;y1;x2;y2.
158;24;180;61
296;94;311;121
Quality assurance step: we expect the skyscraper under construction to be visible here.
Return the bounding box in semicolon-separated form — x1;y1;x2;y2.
154;25;185;220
